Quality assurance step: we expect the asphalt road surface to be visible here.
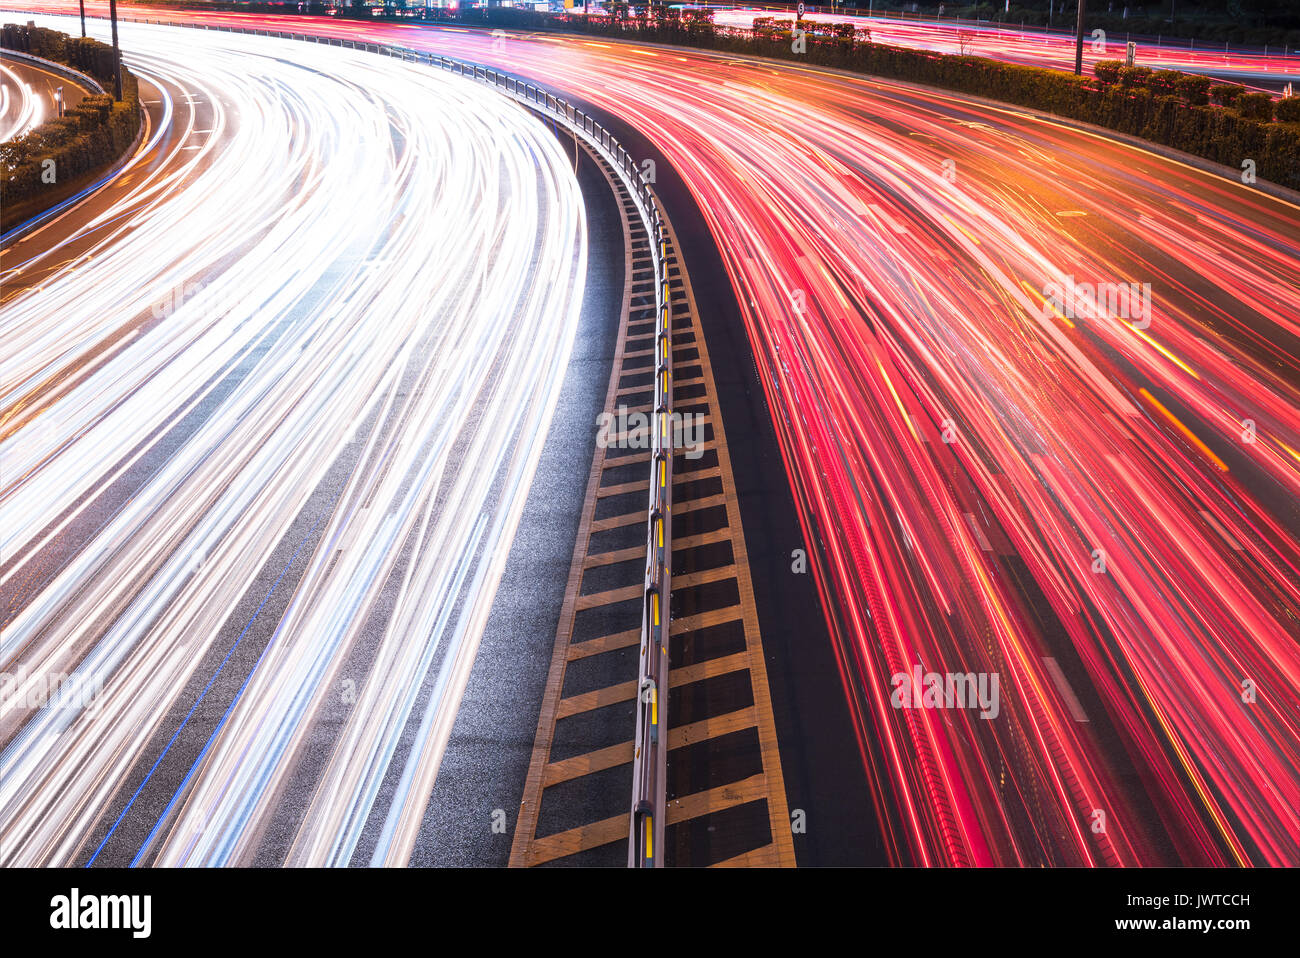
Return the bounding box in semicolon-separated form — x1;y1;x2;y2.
0;53;86;142
1;17;590;867
4;7;1297;867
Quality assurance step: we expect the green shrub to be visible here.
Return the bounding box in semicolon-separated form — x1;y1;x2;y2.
1175;74;1211;106
1149;70;1182;97
1210;84;1247;108
1093;60;1122;84
1;24;141;216
1277;97;1300;124
1117;66;1153;87
683;9;713;39
1237;92;1275;122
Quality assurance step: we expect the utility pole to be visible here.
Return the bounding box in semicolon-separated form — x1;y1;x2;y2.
1074;0;1087;75
108;0;122;101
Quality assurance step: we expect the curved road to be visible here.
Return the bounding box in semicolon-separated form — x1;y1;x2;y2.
0;54;86;142
460;26;1299;869
1;17;587;867
5;7;1298;867
241;12;1300;868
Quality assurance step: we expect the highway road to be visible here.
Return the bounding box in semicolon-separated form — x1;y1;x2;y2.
4;7;1297;867
1;16;588;866
469;28;1299;869
0;53;85;142
168;11;1300;868
14;0;1300;90
478;24;1299;868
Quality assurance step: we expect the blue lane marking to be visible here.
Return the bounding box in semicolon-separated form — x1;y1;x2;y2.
85;487;340;867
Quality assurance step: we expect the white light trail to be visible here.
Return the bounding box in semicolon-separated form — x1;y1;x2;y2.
0;17;587;868
0;59;44;142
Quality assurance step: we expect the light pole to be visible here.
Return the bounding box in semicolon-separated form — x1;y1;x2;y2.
108;0;122;101
79;0;86;37
1074;0;1087;75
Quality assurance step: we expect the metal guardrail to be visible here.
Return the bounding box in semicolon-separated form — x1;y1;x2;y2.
0;46;106;94
46;10;676;868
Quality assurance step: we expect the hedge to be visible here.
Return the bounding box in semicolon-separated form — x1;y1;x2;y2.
1237;92;1276;123
474;12;1299;191
1;24;142;215
1210;84;1247;109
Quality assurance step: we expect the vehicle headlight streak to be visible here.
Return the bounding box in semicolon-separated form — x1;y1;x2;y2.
0;18;586;867
0;60;45;143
